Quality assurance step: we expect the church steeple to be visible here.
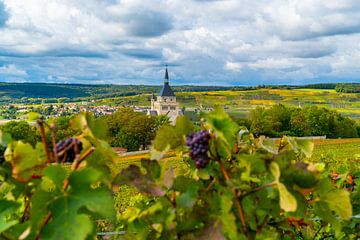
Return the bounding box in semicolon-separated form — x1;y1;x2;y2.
159;65;175;97
164;65;169;83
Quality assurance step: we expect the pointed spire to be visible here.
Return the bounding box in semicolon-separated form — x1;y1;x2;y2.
164;64;169;83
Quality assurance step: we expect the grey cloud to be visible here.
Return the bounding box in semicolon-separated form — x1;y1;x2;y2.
121;48;162;59
294;48;335;59
0;48;108;58
125;10;172;37
0;1;8;27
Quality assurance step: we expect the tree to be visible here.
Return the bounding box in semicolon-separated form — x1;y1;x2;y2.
102;108;158;151
1;121;39;146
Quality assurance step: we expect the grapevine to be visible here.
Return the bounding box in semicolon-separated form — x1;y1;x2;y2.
56;138;83;163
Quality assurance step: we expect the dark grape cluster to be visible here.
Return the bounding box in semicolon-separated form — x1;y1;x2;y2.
186;130;211;169
56;138;83;163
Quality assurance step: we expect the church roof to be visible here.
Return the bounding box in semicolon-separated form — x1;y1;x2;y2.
159;66;175;97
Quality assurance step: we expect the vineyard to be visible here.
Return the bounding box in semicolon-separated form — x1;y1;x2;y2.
0;110;360;239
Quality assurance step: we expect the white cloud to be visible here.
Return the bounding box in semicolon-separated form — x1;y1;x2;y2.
225;61;243;72
0;0;359;85
0;64;27;76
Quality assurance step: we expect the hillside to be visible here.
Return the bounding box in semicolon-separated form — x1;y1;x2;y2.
0;83;232;102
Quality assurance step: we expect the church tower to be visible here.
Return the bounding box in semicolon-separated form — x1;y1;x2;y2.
148;66;182;123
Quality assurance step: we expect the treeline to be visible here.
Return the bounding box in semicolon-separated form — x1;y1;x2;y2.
335;83;360;93
238;104;359;138
231;83;337;91
0;83;232;104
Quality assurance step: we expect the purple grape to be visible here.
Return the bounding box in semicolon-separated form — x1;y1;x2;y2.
186;130;211;169
56;138;83;163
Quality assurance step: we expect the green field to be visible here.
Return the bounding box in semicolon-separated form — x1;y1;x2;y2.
114;138;360;175
99;88;360;120
113;138;360;216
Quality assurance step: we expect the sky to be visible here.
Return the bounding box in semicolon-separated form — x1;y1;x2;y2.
0;0;360;86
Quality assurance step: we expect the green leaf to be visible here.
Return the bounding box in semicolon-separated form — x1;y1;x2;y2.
43;165;67;191
0;200;20;233
152;116;194;153
174;116;195;137
42;213;93;240
153;126;180;152
176;184;198;208
321;189;352;220
32;168;115;240
270;162;297;212
258;136;278;154
204;107;239;150
295;139;314;158
277;182;297;212
317;179;352;220
219;191;238;240
71;113;108;140
27;112;41;122
269;162;280;181
0;131;12;147
11;142;46;182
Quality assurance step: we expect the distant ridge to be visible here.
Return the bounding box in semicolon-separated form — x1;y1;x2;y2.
0;82;357;103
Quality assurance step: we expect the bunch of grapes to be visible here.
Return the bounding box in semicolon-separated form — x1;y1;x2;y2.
56;138;83;163
186;130;211;169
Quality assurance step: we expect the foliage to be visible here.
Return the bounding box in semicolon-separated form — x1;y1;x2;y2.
103;108;168;151
336;83;360;93
0;112;118;240
249;104;359;138
117;108;354;239
0;121;39;146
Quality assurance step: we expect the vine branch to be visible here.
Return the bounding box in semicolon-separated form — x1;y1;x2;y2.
37;119;52;164
219;162;251;240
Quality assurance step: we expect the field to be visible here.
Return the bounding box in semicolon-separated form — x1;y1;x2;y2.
113;138;360;216
98;88;360;120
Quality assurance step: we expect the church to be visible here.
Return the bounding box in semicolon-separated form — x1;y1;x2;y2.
148;66;183;123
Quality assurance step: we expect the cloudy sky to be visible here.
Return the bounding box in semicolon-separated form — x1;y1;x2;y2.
0;0;360;85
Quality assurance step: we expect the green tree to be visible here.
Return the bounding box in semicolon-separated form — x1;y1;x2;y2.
103;108;157;151
1;121;39;146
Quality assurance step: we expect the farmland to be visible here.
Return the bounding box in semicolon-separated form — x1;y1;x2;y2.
114;138;360;175
113;138;360;215
98;88;360;120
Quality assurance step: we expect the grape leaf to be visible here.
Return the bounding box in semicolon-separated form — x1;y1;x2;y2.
295;138;314;158
32;168;115;240
11;142;46;182
42;213;93;240
0;131;11;147
258;136;278;154
277;182;297;212
0;200;20;233
176;184;198;208
270;162;297;212
153;126;178;152
203;107;238;152
219;191;238;240
320;188;352;220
